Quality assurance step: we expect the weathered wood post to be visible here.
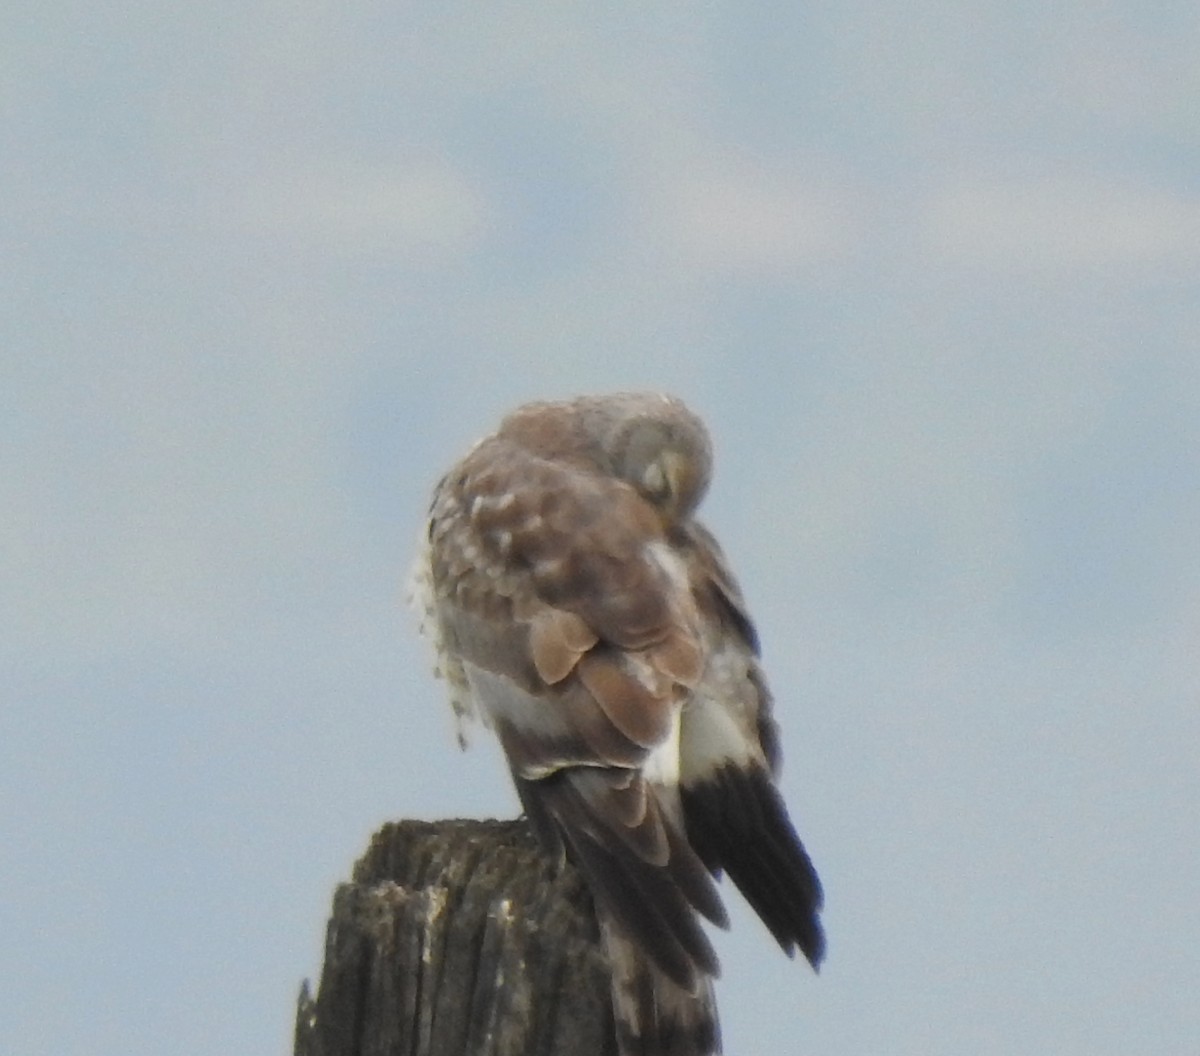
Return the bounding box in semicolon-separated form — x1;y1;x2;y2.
294;819;617;1056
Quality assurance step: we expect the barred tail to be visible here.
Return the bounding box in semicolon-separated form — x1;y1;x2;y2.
601;910;721;1056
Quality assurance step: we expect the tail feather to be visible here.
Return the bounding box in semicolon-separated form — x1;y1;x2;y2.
517;766;727;1052
602;912;721;1056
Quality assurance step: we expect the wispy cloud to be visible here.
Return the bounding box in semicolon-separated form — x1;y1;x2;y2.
657;156;863;273
921;173;1200;271
238;157;488;259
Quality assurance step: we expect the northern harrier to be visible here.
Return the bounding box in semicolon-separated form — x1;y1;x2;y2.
412;392;823;1055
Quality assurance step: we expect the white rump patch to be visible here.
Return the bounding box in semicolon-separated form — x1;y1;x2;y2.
679;641;762;782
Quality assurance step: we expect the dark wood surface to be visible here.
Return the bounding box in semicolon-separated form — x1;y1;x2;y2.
295;818;617;1056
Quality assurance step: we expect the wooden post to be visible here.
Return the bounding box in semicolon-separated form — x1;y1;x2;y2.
294;819;617;1056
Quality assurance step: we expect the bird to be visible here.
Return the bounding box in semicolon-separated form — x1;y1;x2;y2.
411;392;824;1056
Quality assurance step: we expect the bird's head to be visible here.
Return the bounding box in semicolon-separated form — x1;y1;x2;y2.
587;393;713;523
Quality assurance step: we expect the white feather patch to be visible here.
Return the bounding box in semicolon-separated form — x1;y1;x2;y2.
679;640;762;781
407;529;479;745
642;709;682;788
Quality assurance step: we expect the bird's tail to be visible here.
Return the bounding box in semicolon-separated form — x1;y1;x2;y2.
600;911;721;1056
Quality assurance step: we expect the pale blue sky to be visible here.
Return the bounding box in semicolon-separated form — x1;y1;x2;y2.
3;4;1198;1055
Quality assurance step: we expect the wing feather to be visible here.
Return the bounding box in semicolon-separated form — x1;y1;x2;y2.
528;609;598;684
677;522;826;969
576;651;675;749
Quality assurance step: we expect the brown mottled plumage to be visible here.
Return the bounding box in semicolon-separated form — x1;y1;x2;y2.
412;392;823;1056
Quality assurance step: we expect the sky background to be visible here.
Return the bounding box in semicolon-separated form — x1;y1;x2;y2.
4;4;1199;1055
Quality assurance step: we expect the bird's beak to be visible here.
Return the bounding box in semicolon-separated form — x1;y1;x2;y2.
660;449;693;519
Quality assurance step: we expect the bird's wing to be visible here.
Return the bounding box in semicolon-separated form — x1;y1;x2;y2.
677;521;826;969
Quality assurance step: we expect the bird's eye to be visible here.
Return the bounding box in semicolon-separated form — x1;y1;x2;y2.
640;459;668;500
